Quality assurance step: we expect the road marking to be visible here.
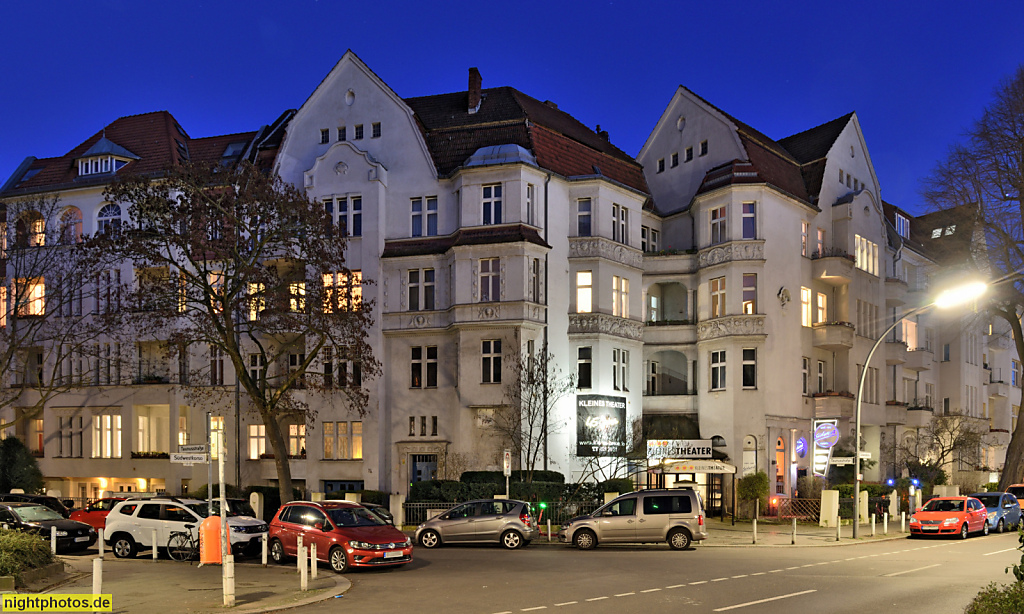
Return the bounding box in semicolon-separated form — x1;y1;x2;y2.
553;603;577;607
768;569;783;573
614;593;634;597
786;566;801;570
690;581;708;585
712;589;817;612
641;588;662;593
984;548;1019;556
883;564;941;577
711;577;729;582
732;575;748;579
751;572;766;576
830;560;842;563
522;608;547;612
801;564;814;568
585;597;607;602
666;584;686;589
845;557;856;561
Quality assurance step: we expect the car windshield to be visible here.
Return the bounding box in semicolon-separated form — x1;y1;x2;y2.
186;503;209;517
973;495;1002;508
13;505;63;522
922;499;964;512
327;507;386;527
210;500;256;517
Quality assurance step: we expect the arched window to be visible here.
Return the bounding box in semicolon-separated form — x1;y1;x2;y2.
97;204;121;236
15;211;45;247
60;207;83;244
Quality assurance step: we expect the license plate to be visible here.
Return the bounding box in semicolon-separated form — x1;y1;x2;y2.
922;527;938;531
74;536;90;542
382;550;402;559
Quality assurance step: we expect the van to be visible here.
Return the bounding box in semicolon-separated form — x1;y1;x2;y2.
557;488;707;550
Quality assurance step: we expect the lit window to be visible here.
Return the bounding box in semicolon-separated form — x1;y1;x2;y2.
710;277;726;318
801;221;809;256
576;271;592;313
710;206;726;244
288;424;306;457
816;228;825;256
248;424;266;460
742;274;756;314
800;287;812;327
323;271;362;312
816;292;827;323
854;235;879;275
92;413;122;459
612;276;629;318
15;277;44;317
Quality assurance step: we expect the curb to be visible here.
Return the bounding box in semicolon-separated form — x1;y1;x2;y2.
207;575;351;614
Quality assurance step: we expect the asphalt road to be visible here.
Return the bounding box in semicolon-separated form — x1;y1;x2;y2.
317;532;1022;614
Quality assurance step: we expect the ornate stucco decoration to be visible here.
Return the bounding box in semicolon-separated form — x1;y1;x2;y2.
568;313;644;341
568;237;643;269
697;315;766;341
478;306;500;320
697;241;765;269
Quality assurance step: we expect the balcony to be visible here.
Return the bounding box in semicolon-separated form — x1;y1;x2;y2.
644;320;697;345
986;333;1013;352
885;277;908;306
696;240;765;269
812;322;855;351
885;401;908;425
642;393;698;414
813;391;855;419
904;349;933;371
643;251;697;276
989;370;1010;398
885;340;908;365
907;405;934;428
569;313;645;342
811;250;855;286
568;236;644;269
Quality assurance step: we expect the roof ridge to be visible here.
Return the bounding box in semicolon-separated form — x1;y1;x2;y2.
779;111;855;144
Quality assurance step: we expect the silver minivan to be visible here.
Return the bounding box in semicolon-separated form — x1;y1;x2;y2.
416;499;538;549
558;488;707;550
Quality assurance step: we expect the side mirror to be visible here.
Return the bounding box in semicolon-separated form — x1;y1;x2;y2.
313;522;324;531
601;511;614;517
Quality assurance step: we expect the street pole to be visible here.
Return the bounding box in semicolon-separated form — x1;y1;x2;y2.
207;411;212;513
219;431;234;607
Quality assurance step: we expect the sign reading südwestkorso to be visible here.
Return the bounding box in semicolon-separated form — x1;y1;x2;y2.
576;394;626;456
646;439;713;460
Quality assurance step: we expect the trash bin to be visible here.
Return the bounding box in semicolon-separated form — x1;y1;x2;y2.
200;516;222;565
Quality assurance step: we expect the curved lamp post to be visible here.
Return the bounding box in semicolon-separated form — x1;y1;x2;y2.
852;281;987;539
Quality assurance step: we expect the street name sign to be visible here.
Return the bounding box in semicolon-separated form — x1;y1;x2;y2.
830;457;854;466
178;444;207;454
171;453;208;464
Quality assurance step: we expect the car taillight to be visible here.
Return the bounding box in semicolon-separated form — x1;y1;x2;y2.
698;514;704;527
520;512;531;528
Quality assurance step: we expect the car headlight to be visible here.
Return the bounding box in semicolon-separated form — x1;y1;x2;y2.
403;537;412;547
909;517;920;524
349;540;372;549
988;511;997;519
943;517;959;525
55;530;68;537
230;525;244;532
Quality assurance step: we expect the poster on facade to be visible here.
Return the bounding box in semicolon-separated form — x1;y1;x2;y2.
576;395;627;456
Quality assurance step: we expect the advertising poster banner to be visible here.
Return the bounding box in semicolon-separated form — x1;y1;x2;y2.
576;394;627;456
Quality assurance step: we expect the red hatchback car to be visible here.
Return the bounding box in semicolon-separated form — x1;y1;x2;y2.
909;496;990;539
69;497;127;531
269;501;412;573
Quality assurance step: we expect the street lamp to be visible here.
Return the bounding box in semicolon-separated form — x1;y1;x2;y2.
852;279;987;539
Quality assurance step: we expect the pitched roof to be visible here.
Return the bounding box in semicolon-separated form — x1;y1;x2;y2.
1;111;255;197
404;86;647;193
911;205;979;266
381;224;549;258
777;113;855;164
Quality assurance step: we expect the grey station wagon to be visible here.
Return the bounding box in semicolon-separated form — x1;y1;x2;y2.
558;488;707;550
416;499;537;549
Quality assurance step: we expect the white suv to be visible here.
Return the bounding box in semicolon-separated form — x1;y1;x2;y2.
104;497;267;558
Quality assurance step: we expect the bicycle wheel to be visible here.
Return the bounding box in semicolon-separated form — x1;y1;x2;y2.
167;533;195;562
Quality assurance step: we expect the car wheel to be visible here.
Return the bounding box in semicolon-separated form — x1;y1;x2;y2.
997;519;1005;534
983;521;989;536
668;528;692;550
329;546;349;574
501;530;523;550
419;529;442;549
960;523;969;540
112;534;136;559
269;539;288;564
573;529;597;550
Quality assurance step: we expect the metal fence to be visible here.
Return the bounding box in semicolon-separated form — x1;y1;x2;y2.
402;500;604;526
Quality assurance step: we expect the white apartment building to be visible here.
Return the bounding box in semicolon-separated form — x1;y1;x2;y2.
0;54;1016;507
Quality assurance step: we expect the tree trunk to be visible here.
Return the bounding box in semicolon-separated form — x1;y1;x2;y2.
261;409;295;505
998;309;1024;490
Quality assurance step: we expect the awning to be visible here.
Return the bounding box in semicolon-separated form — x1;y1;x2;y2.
651;460;737;474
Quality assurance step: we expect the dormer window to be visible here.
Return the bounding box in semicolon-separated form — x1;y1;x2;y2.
78;156;130;176
895;213;910;239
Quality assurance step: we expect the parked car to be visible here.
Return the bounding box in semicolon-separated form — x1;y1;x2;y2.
268;500;412;573
209;498;258;518
969;492;1021;533
416;499;536;549
1007;484;1024;501
558;488;707;550
104;497;267;558
362;503;394;525
69;497;127;531
909;496;989;538
0;503;96;552
0;494;70;518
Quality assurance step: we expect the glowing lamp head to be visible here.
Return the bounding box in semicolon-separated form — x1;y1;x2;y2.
934;281;987;309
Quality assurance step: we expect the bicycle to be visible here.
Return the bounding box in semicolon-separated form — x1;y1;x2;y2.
167;523;199;562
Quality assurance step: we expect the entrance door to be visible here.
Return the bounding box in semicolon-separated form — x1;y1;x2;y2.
411;454;438;483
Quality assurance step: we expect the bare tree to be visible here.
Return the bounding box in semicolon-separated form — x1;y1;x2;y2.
0;195;106;438
887;411;988;485
97;161;379;504
922;65;1024;489
493;337;576;482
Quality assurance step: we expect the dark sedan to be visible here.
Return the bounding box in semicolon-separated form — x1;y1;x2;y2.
0;503;97;552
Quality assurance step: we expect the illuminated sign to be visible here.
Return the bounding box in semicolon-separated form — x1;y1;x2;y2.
576;395;627;456
812;419;839;477
796;437;808;458
646;439;713;460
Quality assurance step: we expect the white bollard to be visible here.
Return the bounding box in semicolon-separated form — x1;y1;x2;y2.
299;546;308;591
224;554;235;607
92;557;102;596
884;512;888;535
836;516;841;541
901;512;906;533
871;513;876;537
752;518;757;544
792;517;797;545
310;543;317;580
296;535;304;574
98;528;104;559
547;518;552;542
152;529;158;559
261;534;267;567
50;526;57;554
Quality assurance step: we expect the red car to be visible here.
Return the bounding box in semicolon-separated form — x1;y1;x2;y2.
909;496;990;539
268;501;412;573
69;497;127;531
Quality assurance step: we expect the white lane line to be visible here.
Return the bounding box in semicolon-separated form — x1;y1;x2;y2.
830;560;842;563
768;569;783;573
641;588;662;593
801;564;814;568
522;608;547;612
751;572;766;576
845;557;856;561
691;581;708;585
494;612;512;614
711;577;729;582
666;584;686;589
883;564;941;577
586;597;608;602
732;575;748;579
614;593;634;597
786;566;801;570
984;548;1019;556
554;602;577;607
712;589;817;612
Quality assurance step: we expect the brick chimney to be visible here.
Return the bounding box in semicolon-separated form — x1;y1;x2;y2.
468;67;482;114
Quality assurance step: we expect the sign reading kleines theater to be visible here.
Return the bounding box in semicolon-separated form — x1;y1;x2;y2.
576;395;627;457
646;439;713;460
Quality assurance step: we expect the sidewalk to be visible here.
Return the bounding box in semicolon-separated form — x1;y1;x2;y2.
700;516;910;547
37;557;349;614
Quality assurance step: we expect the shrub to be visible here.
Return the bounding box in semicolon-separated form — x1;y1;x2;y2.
836;483;893;498
0;528;56;578
796;476;823;500
598;478;634;494
244;485;303;521
191;484;246;500
459;470;565;484
738;471;769;511
983;482;1001;493
965;582;1024;614
323;490;388;506
0;438;43;495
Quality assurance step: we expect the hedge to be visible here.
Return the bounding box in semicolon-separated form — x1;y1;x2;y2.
0;529;57;578
965;582;1024;614
408;480;610;503
737;471;769;511
836;483;895;499
324;490;389;506
460;470;565;484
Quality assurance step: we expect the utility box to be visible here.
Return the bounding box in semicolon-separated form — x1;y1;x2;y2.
200;516;222;565
344;492;362;504
604;492;619;505
249;492;264;521
819;490;839;528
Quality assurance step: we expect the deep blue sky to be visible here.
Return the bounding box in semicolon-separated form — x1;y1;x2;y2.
2;1;1022;214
